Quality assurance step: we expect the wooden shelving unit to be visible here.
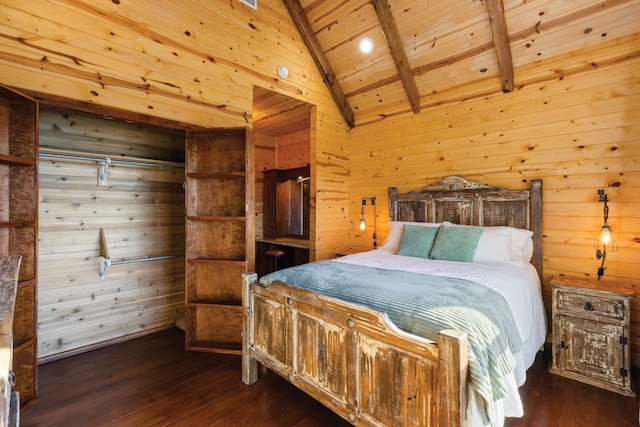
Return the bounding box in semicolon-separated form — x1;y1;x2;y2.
0;84;38;409
184;128;254;354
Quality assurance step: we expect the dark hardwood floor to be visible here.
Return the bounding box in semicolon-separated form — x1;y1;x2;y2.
21;328;638;427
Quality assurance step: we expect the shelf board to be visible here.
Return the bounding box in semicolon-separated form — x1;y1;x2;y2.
13;338;35;353
186;300;241;307
185;340;242;355
0;220;36;228
187;257;246;265
186;172;246;178
17;278;37;289
0;153;36;166
186;215;246;221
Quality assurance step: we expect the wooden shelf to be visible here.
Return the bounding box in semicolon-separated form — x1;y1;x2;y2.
187;258;247;265
185;340;242;355
0;84;38;409
0;153;36;166
186;216;246;221
186;172;246;178
12;338;34;353
186;300;242;307
0;220;35;228
184;128;254;354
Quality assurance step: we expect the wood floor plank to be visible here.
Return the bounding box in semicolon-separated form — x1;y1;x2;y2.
20;328;638;426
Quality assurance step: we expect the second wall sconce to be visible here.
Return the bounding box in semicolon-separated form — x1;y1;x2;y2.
360;197;377;249
595;189;617;280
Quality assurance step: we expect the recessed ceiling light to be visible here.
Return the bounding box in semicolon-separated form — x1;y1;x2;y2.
359;37;374;54
277;66;289;78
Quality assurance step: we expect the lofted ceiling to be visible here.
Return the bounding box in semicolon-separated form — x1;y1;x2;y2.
273;0;636;129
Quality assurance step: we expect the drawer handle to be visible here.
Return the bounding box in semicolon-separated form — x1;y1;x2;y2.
8;370;15;387
584;301;595;311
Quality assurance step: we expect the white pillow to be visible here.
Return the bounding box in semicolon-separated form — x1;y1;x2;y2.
443;222;534;263
508;227;534;263
381;221;442;252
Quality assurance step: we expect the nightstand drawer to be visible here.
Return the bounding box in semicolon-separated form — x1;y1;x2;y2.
555;289;625;319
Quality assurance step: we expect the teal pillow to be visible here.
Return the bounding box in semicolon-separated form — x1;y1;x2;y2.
395;224;440;258
429;225;483;262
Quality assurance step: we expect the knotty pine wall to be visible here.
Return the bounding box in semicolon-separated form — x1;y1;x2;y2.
348;35;640;364
255;132;277;240
38;109;186;361
275;128;311;171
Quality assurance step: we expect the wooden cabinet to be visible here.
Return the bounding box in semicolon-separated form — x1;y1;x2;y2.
184;128;254;354
262;166;310;239
549;275;635;397
0;85;38;409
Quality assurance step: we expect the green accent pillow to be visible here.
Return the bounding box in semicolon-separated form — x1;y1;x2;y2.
429;225;483;262
395;224;440;258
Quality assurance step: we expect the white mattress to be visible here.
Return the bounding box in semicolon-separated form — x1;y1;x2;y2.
335;249;548;426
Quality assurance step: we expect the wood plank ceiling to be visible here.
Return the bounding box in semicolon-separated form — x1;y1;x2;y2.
283;0;514;128
278;0;633;129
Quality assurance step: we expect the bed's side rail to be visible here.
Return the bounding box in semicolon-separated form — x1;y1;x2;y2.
242;272;468;427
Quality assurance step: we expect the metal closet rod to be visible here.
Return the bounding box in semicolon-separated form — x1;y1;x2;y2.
98;228;183;279
39;151;184;169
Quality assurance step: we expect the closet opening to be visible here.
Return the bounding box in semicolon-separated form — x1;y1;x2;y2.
37;105;187;363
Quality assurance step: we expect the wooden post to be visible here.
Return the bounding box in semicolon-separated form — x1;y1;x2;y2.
437;329;468;427
242;272;259;385
530;179;543;280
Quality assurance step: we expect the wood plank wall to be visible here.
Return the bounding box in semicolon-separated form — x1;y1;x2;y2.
255;132;277;240
38;109;186;361
276;128;310;170
0;0;351;263
1;0;637;367
348;35;640;364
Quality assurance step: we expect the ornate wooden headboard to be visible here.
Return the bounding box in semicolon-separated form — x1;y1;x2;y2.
388;176;543;279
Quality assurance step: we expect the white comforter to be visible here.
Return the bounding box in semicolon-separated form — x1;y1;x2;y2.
335;249;548;426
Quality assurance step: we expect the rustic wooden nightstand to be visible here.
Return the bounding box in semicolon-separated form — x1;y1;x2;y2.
549;275;636;397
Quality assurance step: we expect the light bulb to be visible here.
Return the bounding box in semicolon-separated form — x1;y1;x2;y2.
359;217;366;231
359;37;373;54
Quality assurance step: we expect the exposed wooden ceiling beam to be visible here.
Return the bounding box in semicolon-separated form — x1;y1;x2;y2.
371;0;421;113
485;0;515;93
282;0;355;128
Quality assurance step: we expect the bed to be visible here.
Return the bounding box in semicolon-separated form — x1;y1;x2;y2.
242;176;546;427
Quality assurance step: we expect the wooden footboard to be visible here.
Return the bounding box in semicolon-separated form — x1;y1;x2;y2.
242;272;469;427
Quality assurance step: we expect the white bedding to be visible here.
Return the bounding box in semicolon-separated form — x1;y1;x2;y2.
335;248;547;426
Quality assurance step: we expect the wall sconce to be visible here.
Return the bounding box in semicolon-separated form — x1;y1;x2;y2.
360;197;377;249
595;189;617;280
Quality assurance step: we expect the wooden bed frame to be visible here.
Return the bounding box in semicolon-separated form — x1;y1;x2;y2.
242;176;542;427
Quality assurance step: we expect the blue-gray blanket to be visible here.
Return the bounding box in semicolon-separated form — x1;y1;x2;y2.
260;260;522;425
